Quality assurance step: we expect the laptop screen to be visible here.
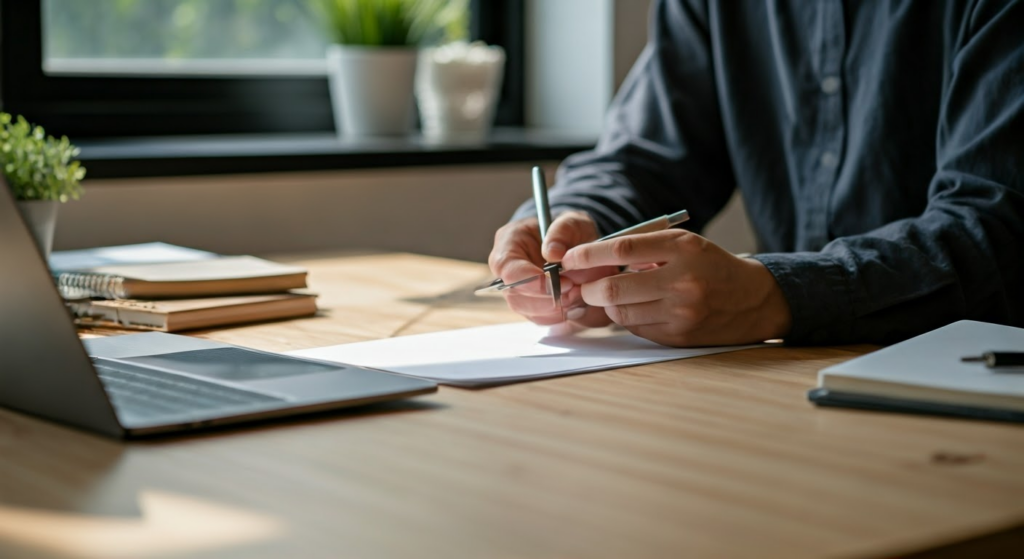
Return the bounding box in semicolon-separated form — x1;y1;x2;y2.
0;179;123;437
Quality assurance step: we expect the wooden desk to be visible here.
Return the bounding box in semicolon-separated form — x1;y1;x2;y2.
1;251;1022;559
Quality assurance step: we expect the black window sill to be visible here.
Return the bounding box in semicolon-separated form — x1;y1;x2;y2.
77;128;596;180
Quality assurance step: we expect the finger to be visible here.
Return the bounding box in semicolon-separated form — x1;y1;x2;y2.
489;218;544;281
626;262;661;271
559;284;585;310
509;298;566;326
604;300;671;327
546;321;587;337
500;259;546;287
562;265;619;285
505;289;566;317
562;230;685;270
564;304;613;328
580;269;663;307
504;272;576;297
505;281;581;317
529;313;573;326
542;211;599;262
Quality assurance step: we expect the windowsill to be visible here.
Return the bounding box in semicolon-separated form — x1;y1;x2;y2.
77;127;597;180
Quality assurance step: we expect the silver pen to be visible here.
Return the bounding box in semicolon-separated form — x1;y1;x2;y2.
530;166;561;308
478;209;691;293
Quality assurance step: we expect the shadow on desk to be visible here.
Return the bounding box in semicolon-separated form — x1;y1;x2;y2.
895;523;1024;558
132;398;446;444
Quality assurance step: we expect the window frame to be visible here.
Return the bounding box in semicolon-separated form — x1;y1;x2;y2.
0;0;524;138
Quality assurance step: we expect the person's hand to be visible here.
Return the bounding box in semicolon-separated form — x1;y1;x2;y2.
488;211;617;327
560;229;792;346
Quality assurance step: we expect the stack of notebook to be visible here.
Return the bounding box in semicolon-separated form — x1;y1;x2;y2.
50;242;317;332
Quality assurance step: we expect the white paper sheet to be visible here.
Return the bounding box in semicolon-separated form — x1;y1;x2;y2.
288;322;763;387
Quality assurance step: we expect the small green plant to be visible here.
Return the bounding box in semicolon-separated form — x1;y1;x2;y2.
0;113;85;202
314;0;468;46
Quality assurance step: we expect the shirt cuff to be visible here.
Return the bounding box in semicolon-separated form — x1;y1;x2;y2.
751;252;856;344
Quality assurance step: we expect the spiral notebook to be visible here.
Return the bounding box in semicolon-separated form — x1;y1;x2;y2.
49;243;308;299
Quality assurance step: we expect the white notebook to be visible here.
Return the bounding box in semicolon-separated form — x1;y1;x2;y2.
811;320;1024;421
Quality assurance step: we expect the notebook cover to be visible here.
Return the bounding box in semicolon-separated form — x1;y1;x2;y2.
49;242;218;274
807;387;1024;423
87;255;306;282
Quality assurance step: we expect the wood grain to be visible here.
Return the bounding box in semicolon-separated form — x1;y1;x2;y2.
2;251;1022;559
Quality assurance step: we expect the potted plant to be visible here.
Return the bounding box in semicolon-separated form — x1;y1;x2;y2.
0;113;86;257
314;0;468;137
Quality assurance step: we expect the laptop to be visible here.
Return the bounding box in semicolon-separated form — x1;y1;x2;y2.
0;180;437;438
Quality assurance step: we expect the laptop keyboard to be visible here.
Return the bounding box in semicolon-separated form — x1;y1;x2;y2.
94;361;285;423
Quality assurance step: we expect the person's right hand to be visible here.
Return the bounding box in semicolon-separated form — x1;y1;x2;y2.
488;210;618;327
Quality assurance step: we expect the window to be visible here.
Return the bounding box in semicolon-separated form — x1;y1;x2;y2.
43;0;327;76
1;0;524;137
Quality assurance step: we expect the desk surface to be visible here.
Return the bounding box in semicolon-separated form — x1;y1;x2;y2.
1;251;1022;559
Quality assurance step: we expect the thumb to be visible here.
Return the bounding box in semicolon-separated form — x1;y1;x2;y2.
542;211;598;262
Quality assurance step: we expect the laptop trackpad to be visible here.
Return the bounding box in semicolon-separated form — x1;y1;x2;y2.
120;347;348;381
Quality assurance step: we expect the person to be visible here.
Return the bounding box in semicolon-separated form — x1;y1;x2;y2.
488;0;1024;347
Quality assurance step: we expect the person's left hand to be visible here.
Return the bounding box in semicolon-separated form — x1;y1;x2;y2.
560;229;793;347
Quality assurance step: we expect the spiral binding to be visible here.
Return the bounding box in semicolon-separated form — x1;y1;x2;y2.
57;273;128;300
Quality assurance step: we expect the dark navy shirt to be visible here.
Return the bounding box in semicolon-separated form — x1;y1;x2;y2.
518;0;1024;344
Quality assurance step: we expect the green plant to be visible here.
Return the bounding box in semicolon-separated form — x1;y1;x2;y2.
0;113;85;202
314;0;468;46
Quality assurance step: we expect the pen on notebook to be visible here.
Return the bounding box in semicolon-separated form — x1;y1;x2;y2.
478;209;690;293
961;352;1024;368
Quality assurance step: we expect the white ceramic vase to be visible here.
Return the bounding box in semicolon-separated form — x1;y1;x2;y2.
326;45;419;137
17;200;59;258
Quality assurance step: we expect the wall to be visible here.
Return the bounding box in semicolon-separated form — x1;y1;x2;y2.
55;164;548;261
58;160;756;260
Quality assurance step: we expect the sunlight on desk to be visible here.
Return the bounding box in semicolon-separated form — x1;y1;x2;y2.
0;490;286;558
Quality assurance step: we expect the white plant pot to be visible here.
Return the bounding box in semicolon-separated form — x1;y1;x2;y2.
17;200;59;258
326;45;418;137
416;43;506;144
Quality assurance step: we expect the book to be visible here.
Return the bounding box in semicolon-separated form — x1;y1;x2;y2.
50;244;308;299
69;292;318;332
809;320;1024;423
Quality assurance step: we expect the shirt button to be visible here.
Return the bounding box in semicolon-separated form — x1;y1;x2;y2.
821;76;841;94
820;151;839;168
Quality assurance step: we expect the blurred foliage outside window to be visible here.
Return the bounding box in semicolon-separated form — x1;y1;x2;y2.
44;0;327;61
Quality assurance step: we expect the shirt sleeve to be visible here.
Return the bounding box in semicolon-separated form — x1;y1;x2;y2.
512;0;736;236
753;0;1024;344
